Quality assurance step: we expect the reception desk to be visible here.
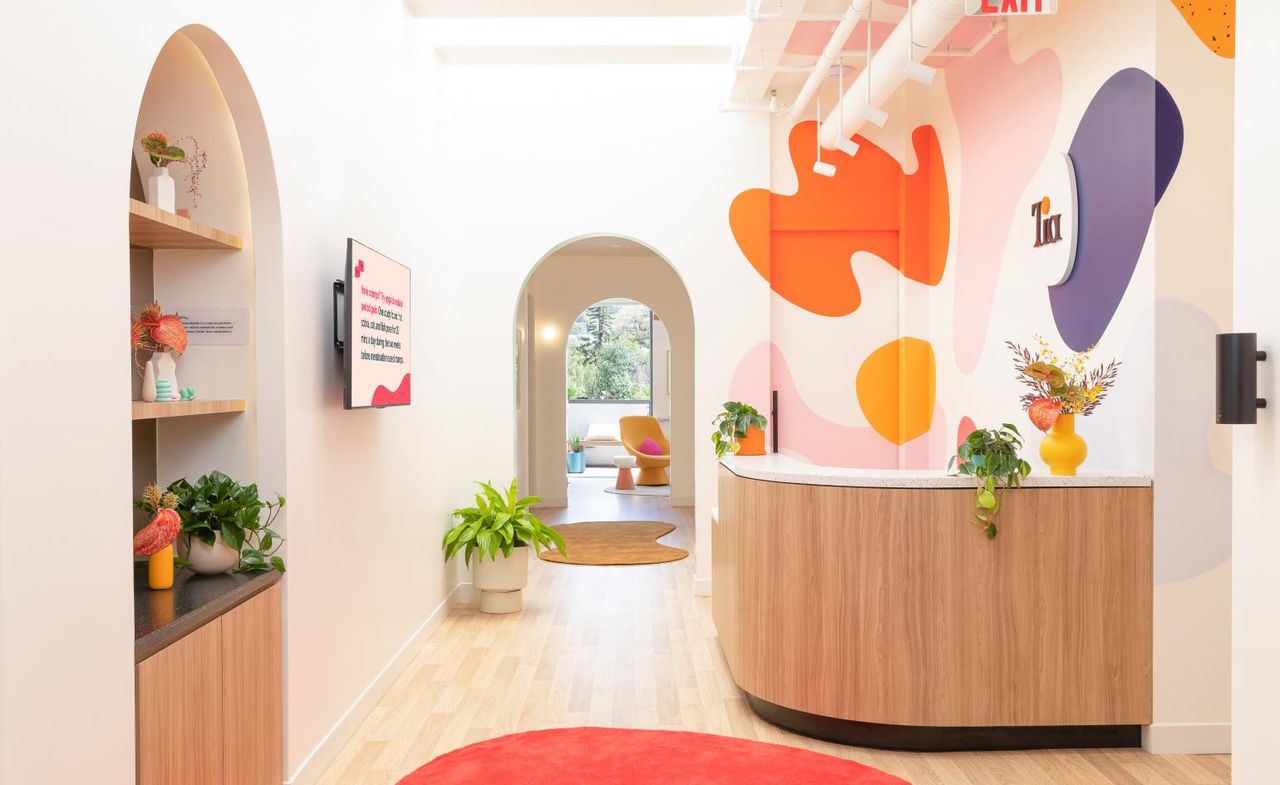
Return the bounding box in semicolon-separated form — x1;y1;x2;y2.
713;455;1153;751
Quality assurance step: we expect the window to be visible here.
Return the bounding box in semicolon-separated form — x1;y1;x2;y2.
566;301;652;401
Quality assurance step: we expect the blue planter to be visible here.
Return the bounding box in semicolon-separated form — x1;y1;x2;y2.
566;451;585;473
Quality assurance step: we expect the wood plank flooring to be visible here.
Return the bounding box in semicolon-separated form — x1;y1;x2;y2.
315;476;1230;785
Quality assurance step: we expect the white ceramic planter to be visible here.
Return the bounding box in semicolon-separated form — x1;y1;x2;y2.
178;532;241;574
471;546;529;614
146;166;176;212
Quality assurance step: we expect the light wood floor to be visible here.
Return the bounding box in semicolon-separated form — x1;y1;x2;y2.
316;476;1231;785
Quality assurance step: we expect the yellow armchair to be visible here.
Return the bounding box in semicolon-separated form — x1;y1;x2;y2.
619;415;671;486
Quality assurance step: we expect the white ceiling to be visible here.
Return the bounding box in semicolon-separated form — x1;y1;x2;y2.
407;0;746;17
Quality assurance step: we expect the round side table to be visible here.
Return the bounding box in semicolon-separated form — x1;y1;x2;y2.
613;455;637;491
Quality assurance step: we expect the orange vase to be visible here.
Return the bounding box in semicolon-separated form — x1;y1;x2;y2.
736;425;766;456
148;544;174;590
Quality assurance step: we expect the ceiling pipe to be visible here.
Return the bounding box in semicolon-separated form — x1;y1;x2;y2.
817;0;966;150
786;0;869;124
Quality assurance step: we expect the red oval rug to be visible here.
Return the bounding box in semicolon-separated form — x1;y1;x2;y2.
397;727;909;784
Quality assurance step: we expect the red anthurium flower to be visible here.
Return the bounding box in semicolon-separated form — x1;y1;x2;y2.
1028;397;1061;432
150;314;188;353
132;508;181;556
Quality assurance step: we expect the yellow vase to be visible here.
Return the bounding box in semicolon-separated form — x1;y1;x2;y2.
148;544;174;590
1039;413;1087;476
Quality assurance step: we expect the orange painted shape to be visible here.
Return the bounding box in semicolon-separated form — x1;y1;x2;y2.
728;121;950;317
1170;0;1234;58
856;337;937;446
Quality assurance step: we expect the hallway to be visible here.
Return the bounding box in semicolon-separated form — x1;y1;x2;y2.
317;480;1230;785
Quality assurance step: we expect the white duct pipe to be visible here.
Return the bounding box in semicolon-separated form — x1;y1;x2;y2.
817;0;966;150
786;0;869;124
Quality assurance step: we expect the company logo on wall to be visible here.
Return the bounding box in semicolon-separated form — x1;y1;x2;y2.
1020;153;1078;287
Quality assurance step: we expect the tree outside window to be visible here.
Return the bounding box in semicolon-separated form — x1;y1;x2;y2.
566;301;651;400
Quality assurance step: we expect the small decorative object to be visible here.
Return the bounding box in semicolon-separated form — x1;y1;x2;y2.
133;483;182;590
154;379;173;402
1009;337;1120;476
566;434;585;474
142;360;158;403
180;387;196;401
712;401;768;458
139;132;208;211
131;300;188;395
443;480;566;614
166;471;286;574
949;424;1032;539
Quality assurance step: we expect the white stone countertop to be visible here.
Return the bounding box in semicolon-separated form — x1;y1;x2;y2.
719;454;1152;489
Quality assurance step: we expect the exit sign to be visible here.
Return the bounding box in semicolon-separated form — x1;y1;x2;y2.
966;0;1058;14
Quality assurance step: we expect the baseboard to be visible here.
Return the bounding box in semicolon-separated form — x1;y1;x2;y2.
284;582;467;785
694;577;712;597
1142;722;1231;754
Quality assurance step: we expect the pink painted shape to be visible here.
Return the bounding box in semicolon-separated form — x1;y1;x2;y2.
945;35;1061;372
957;416;976;448
372;373;410;406
729;342;947;470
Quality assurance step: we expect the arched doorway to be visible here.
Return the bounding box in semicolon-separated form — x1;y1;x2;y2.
513;235;695;510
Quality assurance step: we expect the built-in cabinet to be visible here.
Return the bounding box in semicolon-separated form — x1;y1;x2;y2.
136;584;281;785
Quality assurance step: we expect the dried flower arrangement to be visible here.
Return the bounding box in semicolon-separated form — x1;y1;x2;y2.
132;482;181;557
139;131;209;209
1007;336;1121;432
131;300;188;375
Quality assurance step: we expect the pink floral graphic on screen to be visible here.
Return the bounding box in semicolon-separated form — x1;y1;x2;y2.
372;374;411;407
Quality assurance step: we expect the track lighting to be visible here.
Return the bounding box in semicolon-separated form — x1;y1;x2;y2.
832;56;858;159
813;93;836;177
768;89;778;113
835;137;860;157
905;60;936;85
861;105;889;127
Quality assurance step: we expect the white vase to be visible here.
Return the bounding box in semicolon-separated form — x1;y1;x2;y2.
146;166;176;212
141;360;157;403
471;546;529;614
155;351;179;401
178;532;241;574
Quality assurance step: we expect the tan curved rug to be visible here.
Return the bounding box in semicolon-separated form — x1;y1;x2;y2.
537;522;688;566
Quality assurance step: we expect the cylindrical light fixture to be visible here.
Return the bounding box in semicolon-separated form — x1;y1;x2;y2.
1216;332;1267;424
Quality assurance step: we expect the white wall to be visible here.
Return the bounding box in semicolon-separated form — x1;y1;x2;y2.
1232;2;1280;780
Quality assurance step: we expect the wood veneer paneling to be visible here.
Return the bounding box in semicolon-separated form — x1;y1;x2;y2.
220;584;283;785
714;467;1153;728
136;618;224;785
128;198;242;250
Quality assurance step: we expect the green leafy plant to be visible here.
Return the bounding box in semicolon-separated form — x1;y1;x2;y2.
568;434;583;453
166;471;286;572
443;480;566;566
712;401;768;458
948;424;1031;540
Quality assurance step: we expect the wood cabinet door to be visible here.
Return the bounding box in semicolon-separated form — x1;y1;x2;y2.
136;619;224;785
220;584;283;785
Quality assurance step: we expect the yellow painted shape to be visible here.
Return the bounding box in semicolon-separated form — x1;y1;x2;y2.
856;338;936;446
1171;0;1235;58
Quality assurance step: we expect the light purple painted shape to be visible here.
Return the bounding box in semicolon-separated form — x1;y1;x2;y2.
1049;68;1184;350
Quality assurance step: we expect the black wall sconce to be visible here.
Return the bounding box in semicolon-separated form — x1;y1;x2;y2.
1216;333;1267;424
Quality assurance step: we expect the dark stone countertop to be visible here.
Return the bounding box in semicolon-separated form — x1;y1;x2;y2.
134;562;281;663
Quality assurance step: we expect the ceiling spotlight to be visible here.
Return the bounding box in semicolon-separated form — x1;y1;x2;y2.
813;93;836;177
905;60;936;85
768;89;778;113
835;137;860;157
861;105;889;127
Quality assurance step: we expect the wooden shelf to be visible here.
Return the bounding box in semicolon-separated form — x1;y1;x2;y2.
132;399;246;420
128;198;242;250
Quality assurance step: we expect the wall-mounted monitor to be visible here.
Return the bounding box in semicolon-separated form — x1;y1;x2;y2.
342;238;411;409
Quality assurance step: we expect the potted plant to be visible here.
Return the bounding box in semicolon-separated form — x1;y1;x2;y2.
1008;337;1120;476
566;433;585;474
712;401;768;458
166;471;286;574
138;131;207;212
443;480;565;614
949;424;1032;539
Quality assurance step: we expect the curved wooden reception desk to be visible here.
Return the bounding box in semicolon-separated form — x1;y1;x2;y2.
713;456;1153;751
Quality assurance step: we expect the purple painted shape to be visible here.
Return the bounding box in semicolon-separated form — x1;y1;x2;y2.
1049;69;1184;350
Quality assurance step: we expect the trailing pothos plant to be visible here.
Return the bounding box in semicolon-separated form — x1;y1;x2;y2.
711;401;768;459
444;480;566;566
948;424;1031;540
166;471;286;572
